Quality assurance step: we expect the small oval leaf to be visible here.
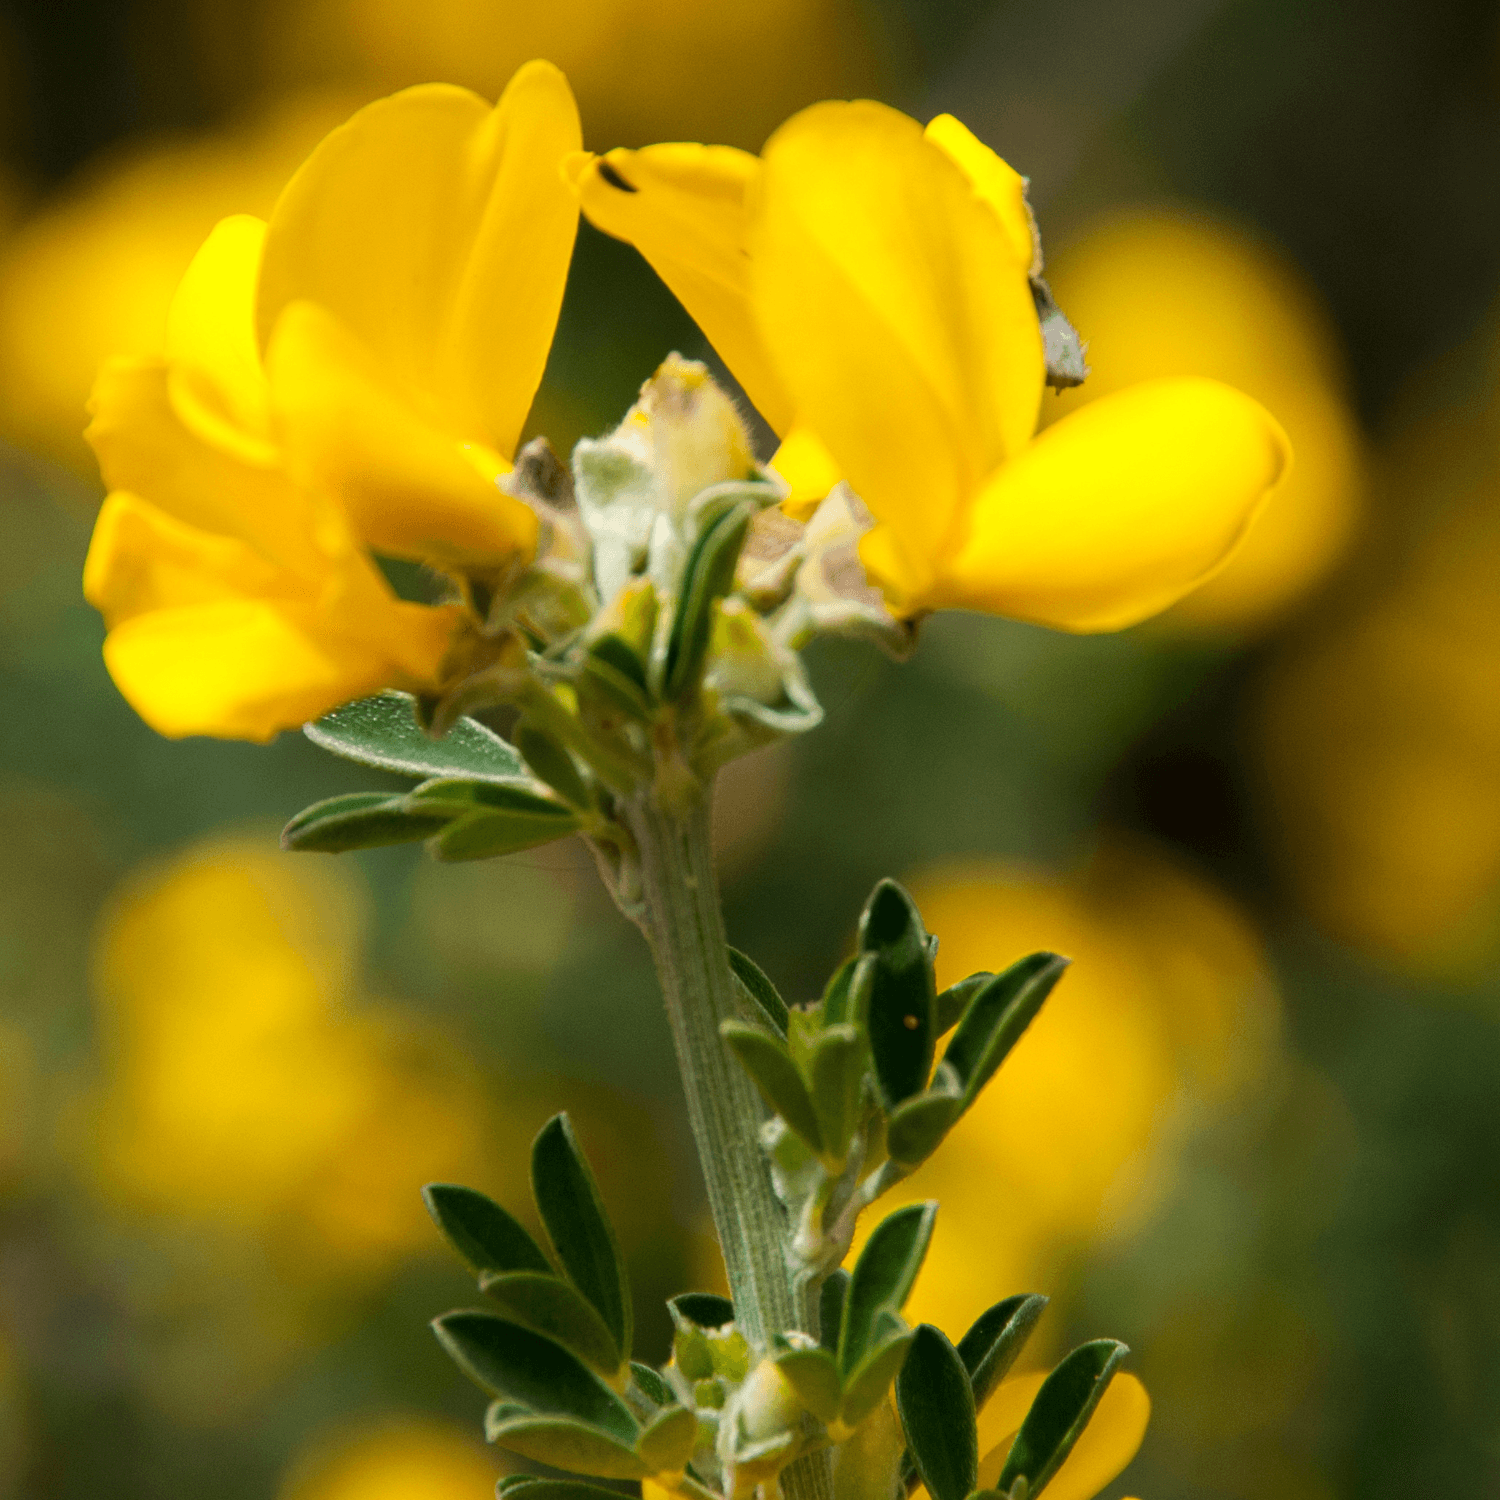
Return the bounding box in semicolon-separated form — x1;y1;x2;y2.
958;1294;1049;1413
995;1339;1129;1498
727;947;790;1037
429;805;580;862
934;972;995;1035
485;1414;649;1479
808;1025;866;1165
859;881;937;1108
478;1271;622;1380
720;1022;823;1153
305;690;525;782
839;1201;936;1377
531;1115;633;1363
776;1346;842;1423
819;1269;849;1354
897;1325;977;1500
837;1331;915;1431
422;1184;552;1278
281;791;450;853
432;1311;638;1443
943;953;1069;1112
636;1404;698;1476
885;1091;960;1169
665;498;756;699
514;723;591;808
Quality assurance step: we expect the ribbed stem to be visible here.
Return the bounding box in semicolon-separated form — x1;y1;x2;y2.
622;789;832;1500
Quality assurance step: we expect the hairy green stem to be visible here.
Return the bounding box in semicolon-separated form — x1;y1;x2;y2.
622;788;832;1500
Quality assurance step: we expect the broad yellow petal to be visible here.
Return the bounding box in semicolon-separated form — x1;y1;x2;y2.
258;64;580;456
266;300;538;569
85;491;286;628
771;424;843;520
165;214;273;452
752;100;1043;583
929;377;1290;630
966;1372;1150;1500
86;357;323;578
924;114;1037;271
102;597;446;742
569;143;794;434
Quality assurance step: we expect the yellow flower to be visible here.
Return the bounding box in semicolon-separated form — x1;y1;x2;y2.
571;102;1290;631
1044;212;1366;634
81;61;581;741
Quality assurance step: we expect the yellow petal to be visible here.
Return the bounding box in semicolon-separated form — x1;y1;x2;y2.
569;143;794;434
771;424;843;520
969;1372;1150;1500
165;214;273;451
86;356;324;578
928;377;1291;630
258;63;581;457
923;114;1037;271
102;597;440;742
751;100;1044;584
266;300;538;569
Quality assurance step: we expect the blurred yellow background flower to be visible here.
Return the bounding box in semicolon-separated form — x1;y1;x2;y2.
1044;211;1367;634
278;1417;498;1500
860;839;1278;1340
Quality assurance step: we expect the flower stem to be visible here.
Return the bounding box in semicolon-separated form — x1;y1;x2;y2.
621;788;833;1500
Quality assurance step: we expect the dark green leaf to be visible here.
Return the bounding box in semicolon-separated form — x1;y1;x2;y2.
839;1202;936;1376
422;1184;551;1277
721;1022;823;1153
838;1330;915;1430
281;792;449;853
636;1404;698;1475
424;780;581;860
808;1025;866;1164
727;947;790;1037
485;1414;648;1479
958;1295;1048;1413
405;777;575;816
934;972;995;1036
669;1293;736;1331
305;690;525;781
859;881;937;1108
631;1362;674;1409
479;1271;621;1379
884;1092;960;1168
665;499;755;699
819;1270;849;1353
820;955;859;1027
579;644;655;722
897;1325;977;1500
486;1402;532;1437
996;1340;1128;1498
531;1115;633;1361
432;1311;638;1442
514;723;590;808
776;1346;842;1423
943;954;1069;1111
590;632;650;692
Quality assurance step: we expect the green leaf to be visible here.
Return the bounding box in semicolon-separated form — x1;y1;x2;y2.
727;947;790;1037
721;1022;823;1153
305;690;525;782
636;1404;698;1475
631;1362;674;1409
432;1311;638;1442
485;1414;648;1479
858;881;937;1108
884;1091;960;1169
420;780;580;861
479;1272;621;1379
280;791;450;853
995;1340;1129;1498
820;955;860;1027
808;1025;866;1164
422;1184;552;1277
958;1295;1049;1413
514;722;590;808
839;1201;937;1377
531;1115;633;1362
581;640;655;721
669;1293;736;1330
405;777;576;817
665;499;755;699
494;1481;630;1500
934;972;995;1036
775;1346;842;1423
838;1330;915;1430
897;1325;977;1500
819;1269;849;1354
486;1401;532;1436
590;632;650;692
942;954;1069;1112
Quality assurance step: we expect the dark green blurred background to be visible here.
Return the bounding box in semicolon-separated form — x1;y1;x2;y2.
1;2;1499;1498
